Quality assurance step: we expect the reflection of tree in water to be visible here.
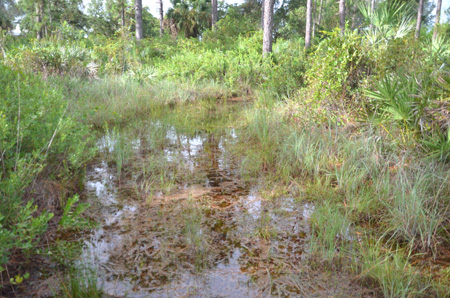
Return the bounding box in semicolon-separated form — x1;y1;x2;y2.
204;133;221;187
106;130;248;291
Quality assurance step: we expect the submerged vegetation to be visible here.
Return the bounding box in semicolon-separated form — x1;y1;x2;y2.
1;0;450;296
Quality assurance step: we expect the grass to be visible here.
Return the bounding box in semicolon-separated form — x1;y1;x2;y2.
104;126;133;180
382;162;449;253
355;242;431;298
309;202;351;262
33;74;450;296
58;267;103;298
58;76;240;128
234;96;450;295
184;195;208;270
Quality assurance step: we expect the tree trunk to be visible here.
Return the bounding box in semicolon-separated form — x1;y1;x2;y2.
351;5;356;30
305;0;313;49
159;0;164;36
415;0;424;39
433;0;442;40
317;0;323;27
369;0;375;30
121;4;125;29
135;0;143;40
36;0;44;40
261;0;265;29
339;0;345;35
262;0;275;55
48;0;52;35
312;0;316;39
212;0;218;29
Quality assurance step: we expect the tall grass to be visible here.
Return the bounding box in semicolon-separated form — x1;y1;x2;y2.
356;243;431;298
383;162;449;253
237;97;450;295
61;76;236;127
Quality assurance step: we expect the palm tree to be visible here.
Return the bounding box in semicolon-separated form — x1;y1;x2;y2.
167;0;210;38
262;0;275;55
433;0;442;40
135;0;143;40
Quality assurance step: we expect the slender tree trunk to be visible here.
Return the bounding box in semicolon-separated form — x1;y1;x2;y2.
121;4;125;29
159;0;164;36
369;0;375;30
135;0;143;40
312;0;316;39
433;0;442;40
351;5;356;30
305;0;313;49
212;0;218;29
339;0;345;35
415;0;424;38
317;0;323;27
36;0;44;40
262;0;275;55
261;0;265;29
48;0;52;35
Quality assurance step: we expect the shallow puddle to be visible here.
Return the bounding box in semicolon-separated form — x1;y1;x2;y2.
73;105;369;297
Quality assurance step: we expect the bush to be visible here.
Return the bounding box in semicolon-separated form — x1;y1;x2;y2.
0;65;95;270
295;29;375;124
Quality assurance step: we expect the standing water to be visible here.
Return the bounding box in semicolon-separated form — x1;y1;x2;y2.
76;102;360;297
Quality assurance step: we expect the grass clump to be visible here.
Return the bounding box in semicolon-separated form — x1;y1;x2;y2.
310;203;351;262
356;242;431;298
58;268;103;298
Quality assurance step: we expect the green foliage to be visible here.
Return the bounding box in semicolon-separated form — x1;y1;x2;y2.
0;65;95;268
0;204;54;266
422;130;450;162
203;6;258;47
358;0;415;46
105;126;132;178
18;0;86;38
59;195;91;230
357;243;431;298
365;67;450;159
167;0;211;38
0;0;18;31
310;203;351;261
297;29;374;123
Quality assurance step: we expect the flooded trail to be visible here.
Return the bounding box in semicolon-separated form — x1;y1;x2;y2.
77;104;369;298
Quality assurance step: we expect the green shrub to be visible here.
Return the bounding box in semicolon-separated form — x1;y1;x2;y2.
0;65;95;269
296;29;375;124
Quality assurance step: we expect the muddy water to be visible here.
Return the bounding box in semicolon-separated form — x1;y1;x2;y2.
80;110;315;297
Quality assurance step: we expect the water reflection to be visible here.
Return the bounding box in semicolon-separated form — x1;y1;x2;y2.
79;120;313;297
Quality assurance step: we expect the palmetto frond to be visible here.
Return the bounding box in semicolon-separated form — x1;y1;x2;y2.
358;0;414;46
